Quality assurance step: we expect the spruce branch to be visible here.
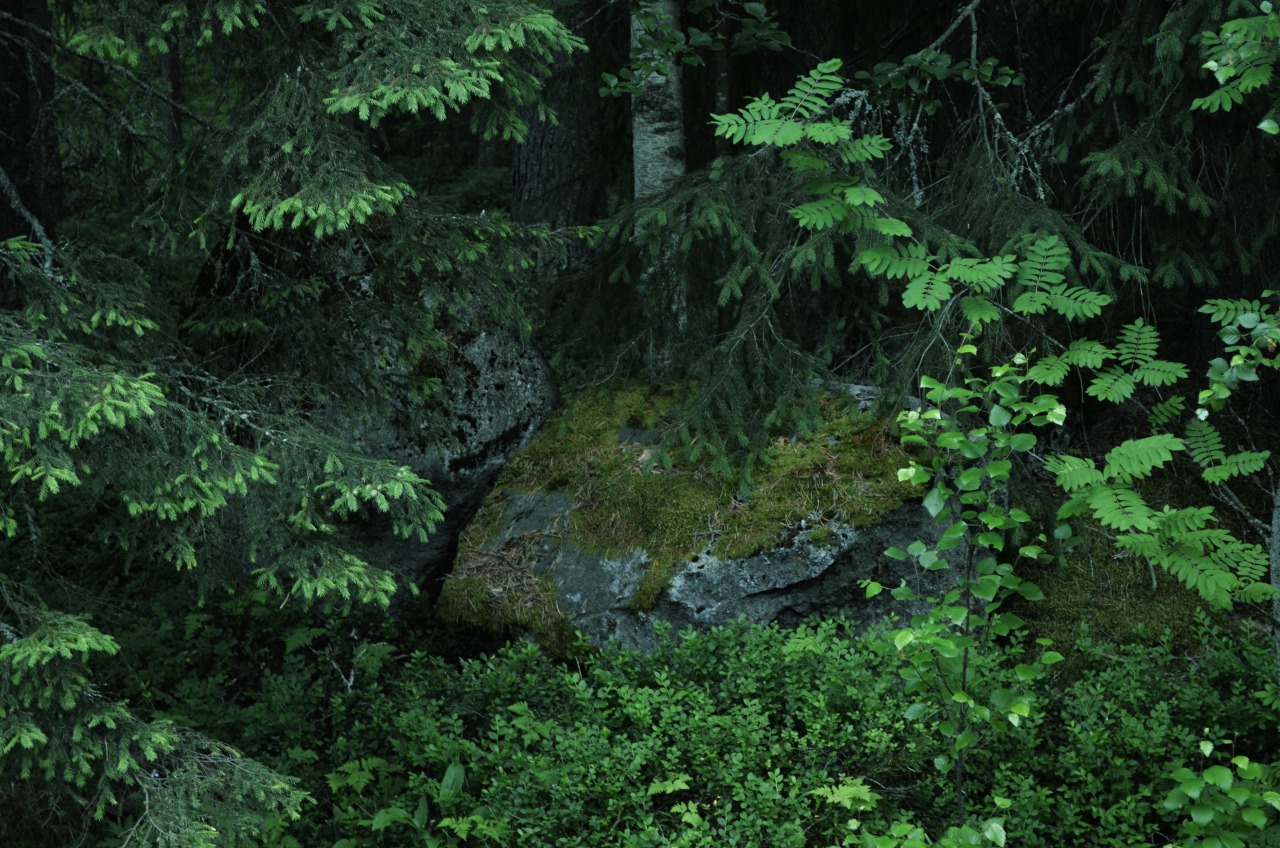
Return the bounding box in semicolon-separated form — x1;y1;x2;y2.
52;72;148;141
0;11;216;131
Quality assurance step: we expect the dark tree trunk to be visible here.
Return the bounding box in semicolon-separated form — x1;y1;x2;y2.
0;0;63;242
511;0;629;384
161;34;184;147
512;1;627;232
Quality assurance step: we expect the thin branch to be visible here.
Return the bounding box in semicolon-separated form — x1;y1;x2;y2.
1212;480;1273;540
0;10;216;131
53;72;148;140
920;0;984;55
0;164;54;272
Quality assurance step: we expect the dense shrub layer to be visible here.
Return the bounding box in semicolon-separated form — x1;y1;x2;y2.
305;616;1278;848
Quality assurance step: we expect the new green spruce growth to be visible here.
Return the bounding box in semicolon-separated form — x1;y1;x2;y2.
0;583;305;846
2;1;587;839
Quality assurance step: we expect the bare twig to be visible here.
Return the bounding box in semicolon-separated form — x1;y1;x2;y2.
920;0;984;55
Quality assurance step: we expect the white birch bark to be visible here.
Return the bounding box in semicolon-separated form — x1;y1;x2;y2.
631;0;687;374
631;0;685;201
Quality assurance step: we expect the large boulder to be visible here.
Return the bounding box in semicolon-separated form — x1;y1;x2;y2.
349;328;559;586
440;384;953;653
449;490;951;653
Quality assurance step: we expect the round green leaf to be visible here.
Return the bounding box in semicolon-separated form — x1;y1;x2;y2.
1203;765;1234;791
1241;807;1269;828
1009;433;1037;451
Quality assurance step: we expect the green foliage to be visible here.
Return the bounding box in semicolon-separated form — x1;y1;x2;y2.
9;5;1280;844
712;60;846;146
1194;6;1280;126
882;342;1067;818
1163;742;1280;848
584;60;917;483
1186;420;1272;484
601;1;791;97
712;59;909;259
0;0;583;840
304;616;1278;848
323;6;585;136
984;619;1278;847
49;500;1277;848
0;577;305;846
862;239;1279;615
1196;290;1280;412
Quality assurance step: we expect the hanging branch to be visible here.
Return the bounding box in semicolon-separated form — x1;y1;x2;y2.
0;10;216;131
920;0;984;55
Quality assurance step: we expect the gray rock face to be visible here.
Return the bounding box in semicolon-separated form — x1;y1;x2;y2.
352;330;559;584
473;489;953;653
426;330;560;482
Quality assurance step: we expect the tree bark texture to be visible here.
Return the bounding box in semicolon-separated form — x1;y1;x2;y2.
513;1;627;231
630;0;685;202
631;0;688;376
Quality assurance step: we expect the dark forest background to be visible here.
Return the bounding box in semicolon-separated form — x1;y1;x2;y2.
3;1;1280;845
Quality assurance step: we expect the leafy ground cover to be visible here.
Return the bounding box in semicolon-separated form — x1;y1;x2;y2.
85;564;1279;847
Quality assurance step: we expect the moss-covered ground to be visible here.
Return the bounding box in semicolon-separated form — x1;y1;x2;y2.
1008;535;1210;666
1005;452;1255;673
440;382;920;637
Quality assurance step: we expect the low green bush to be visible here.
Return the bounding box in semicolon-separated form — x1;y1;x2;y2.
77;563;1279;847
316;615;1277;848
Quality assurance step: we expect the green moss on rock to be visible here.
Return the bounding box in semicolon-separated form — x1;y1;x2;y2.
438;566;576;657
447;382;920;637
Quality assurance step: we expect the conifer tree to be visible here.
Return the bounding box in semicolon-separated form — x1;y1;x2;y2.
0;2;581;843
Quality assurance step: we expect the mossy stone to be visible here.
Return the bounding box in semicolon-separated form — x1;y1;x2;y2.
445;382;921;646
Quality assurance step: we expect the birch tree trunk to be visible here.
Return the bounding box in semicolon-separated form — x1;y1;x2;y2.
631;0;687;377
631;0;685;200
